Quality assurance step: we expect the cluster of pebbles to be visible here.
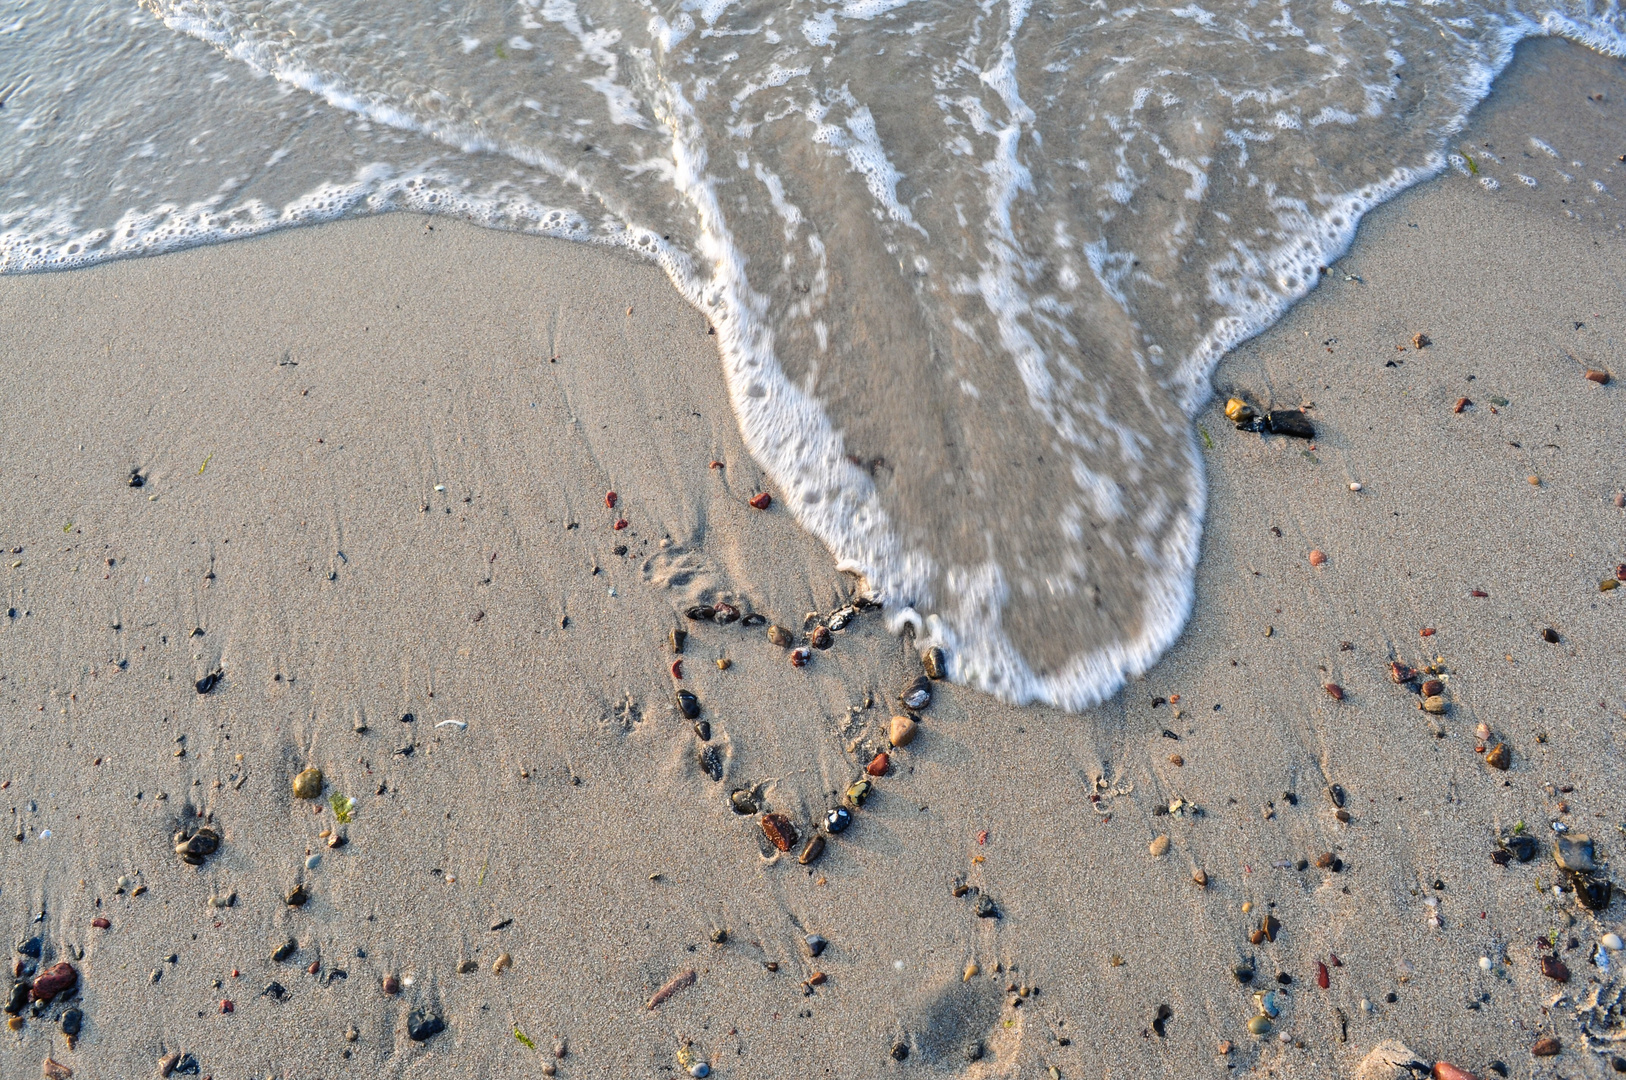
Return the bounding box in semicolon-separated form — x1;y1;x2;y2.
671;599;944;873
5;933;82;1067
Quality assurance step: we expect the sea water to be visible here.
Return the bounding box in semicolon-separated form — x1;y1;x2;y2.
3;0;1622;708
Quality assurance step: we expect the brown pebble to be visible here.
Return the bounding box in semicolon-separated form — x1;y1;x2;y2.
1314;852;1334;868
749;492;772;510
760;813;798;852
1540;955;1570;982
1584;369;1610;384
158;1052;181;1078
1323;683;1344;701
767;625;793;648
1421;695;1448;715
866;752;890;776
798;835;826;865
1308;549;1327;566
29;963;77;1003
1542;627;1560;643
1485;743;1511;770
1168;754;1184;767
888;715;919;747
1453;397;1470;413
1420;679;1443;697
806;971;827;986
1192;868;1208;888
286;884;309;907
1532;1036;1561;1057
493;953;512;974
811;625;832;649
1528;475;1540;486
1412;333;1430;349
1149;835;1170;857
42;1058;73;1080
382;975;400;995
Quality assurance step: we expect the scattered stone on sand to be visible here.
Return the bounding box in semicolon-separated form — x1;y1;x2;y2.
1149;835;1170;857
1602;932;1624;951
748;492;771;510
823;807;852;834
1324;683;1344;700
647;969;697;1009
888;715;919;747
291;768;324;800
1352;1040;1428;1080
676;690;700;719
730;790;758;815
42;1057;72;1079
29;963;77;1003
1192;868;1208;888
1531;1036;1560;1057
271;938;297;962
899;675;931;710
1485;743;1511;770
1554;834;1596;872
766;625;793;648
1584;368;1611;384
1422;695;1448;715
158;1052;181;1077
974;895;999;919
810;625;831;649
381;975;400;996
922;647;947;680
1247;1015;1272;1036
1309;549;1327;566
697;745;723;782
760;813;798;852
1539;955;1570;983
406;1010;445;1042
798;836;825;865
866;752;889;777
1541;627;1560;644
789;647;811;667
805;934;827;958
286;884;309;907
669;628;686;653
174;825;220;865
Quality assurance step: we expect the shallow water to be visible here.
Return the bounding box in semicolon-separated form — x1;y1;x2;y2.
3;0;1622;707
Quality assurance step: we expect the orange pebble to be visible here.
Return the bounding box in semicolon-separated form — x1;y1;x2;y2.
866;752;890;776
1308;549;1327;566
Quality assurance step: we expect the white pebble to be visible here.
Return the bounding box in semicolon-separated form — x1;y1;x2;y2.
689;1065;710;1079
1348;482;1362;491
1603;933;1624;951
1478;956;1492;970
434;484;445;492
305;854;321;869
1360;998;1373;1013
1278;1032;1291;1043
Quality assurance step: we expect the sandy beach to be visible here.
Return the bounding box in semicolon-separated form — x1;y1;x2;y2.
3;36;1624;1080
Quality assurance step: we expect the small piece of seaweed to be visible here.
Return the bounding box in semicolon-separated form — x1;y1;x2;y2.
330;793;355;824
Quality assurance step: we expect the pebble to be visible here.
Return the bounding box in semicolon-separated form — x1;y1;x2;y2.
693;720;711;741
888;715;919;747
824;807;853;834
866;752;890;776
1531;1036;1560;1057
805;935;827;958
899;676;931;711
1542;627;1560;643
493;953;512;974
844;779;872;807
730;790;758;815
1602;933;1623;951
1584;369;1611;384
1247;1015;1272;1036
811;625;832;649
381;975;400;995
42;1059;72;1080
767;625;793;647
1554;834;1596;873
30;963;77;1004
291;768;324;800
670;629;686;653
1539;955;1570;982
1348;482;1362;491
676;690;700;720
1192;868;1208;888
1308;549;1327;566
1485;743;1511;770
698;745;723;781
712;603;740;624
286;884;309;907
748;492;772;510
1324;683;1344;700
305;854;321;870
59;1008;81;1038
1148;835;1170;857
406;1010;445;1042
174;825;220;865
1422;695;1448;715
790;647;811;666
973;895;999;919
922;647;947;680
964;963;979;982
760;813;798;853
271;938;297;962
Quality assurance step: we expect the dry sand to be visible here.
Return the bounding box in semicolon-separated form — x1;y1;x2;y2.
2;37;1624;1080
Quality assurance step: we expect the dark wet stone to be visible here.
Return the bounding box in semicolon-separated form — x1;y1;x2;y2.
195;669;221;694
1554;835;1596;873
713;603;740;625
1233;962;1255;985
261;982;286;1001
173;1054;201;1076
1502;834;1538;863
811;625;832;649
669;628;687;653
698;745;723;782
824;807;852;834
729;790;757;815
1572;874;1613;911
1539;955;1570;983
805;935;827;958
1328;785;1346;809
5;981;28;1016
271;937;297;962
973;895;999;919
922;647;947;680
741;613;766;627
127;471;145;488
407;1010;445;1042
685;605;716;621
30;962;77;1003
175;826;220;860
693;720;711;741
760;813;798;853
900;675;931;711
16;937;42;959
1490;849;1512;866
676;690;700;720
286;884;309;907
1542;627;1560;644
1266;410;1315;439
890;1042;909;1061
60;1007;82;1036
797;836;825;865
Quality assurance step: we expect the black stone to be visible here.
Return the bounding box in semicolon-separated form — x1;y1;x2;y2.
697;745;723;782
489;918;513;931
1233;962;1255;985
1276;972;1292;985
676;690;700;720
127;472;145;488
60;1007;81;1036
1502;834;1538;863
271;938;297;962
407;1010;445;1042
693;720;711;741
1328;785;1346;809
1491;849;1511;866
890;1042;909;1061
195;669;221;694
1266;410;1316;439
805;935;827;958
684;605;715;621
261;982;286;1000
1572;873;1613;911
174;1054;200;1076
973;894;1000;919
16;936;42;958
824;807;853;834
399;712;415;723
741;613;766;626
1384;992;1398;1003
4;981;28;1016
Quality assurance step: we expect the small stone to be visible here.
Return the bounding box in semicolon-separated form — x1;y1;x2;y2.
811;625;832;649
844;779;872;807
291;768;324;800
670;629;686;653
1601;932;1623;951
305;854;321;870
767;625;793;647
1422;695;1448;715
1353;1041;1429;1080
1419;678;1444;697
1412;333;1431;349
457;959;478;974
730;789;757;815
1267;410;1315;439
1233;962;1254;984
345;1025;358;1042
1247;1015;1272;1036
493;953;512;974
805;935;827;958
1169;754;1184;767
697;745;723;782
797;836;826;865
974;895;999;919
888;715;919;747
1531;1036;1560;1057
824;807;853;834
749;492;772;510
899;675;931;711
1542;627;1560;644
712;603;740;624
29;963;77;1003
1328;784;1346;808
693;720;711;741
866;752;890;776
922;647;947;680
1573;874;1613;910
890;1042;909;1061
406;1010;445;1042
715;658;730;670
158;1052;181;1078
760;813;798;852
381;975;400;995
271;938;297;962
286;884;309;907
1308;549;1327;566
1554;835;1595;872
789;646;811;667
964;963;979;982
1191;868;1208;888
42;1058;72;1080
1539;955;1570;982
1502;834;1537;862
59;1008;81;1037
1584;369;1611;384
174;825;220;862
1149;835;1170;857
1485;743;1511;770
676;690;700;720
17;937;42;958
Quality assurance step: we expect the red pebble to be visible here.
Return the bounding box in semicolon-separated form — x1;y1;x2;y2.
789;647;810;667
866;753;890;776
1323;683;1344;701
1316;961;1329;989
709;461;724;469
91;917;110;929
1308;549;1327;566
1433;1063;1482;1080
1470;589;1488;597
612;519;628;531
1617;565;1626;581
29;962;77;1002
220;1000;234;1014
1453;397;1471;413
605;491;618;508
671;660;683;680
748;492;771;510
1328;953;1342;967
1420;627;1436;637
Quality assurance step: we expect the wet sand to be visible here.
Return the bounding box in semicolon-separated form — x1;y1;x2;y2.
2;37;1623;1080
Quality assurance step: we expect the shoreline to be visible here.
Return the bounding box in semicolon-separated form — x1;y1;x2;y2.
2;37;1624;1080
